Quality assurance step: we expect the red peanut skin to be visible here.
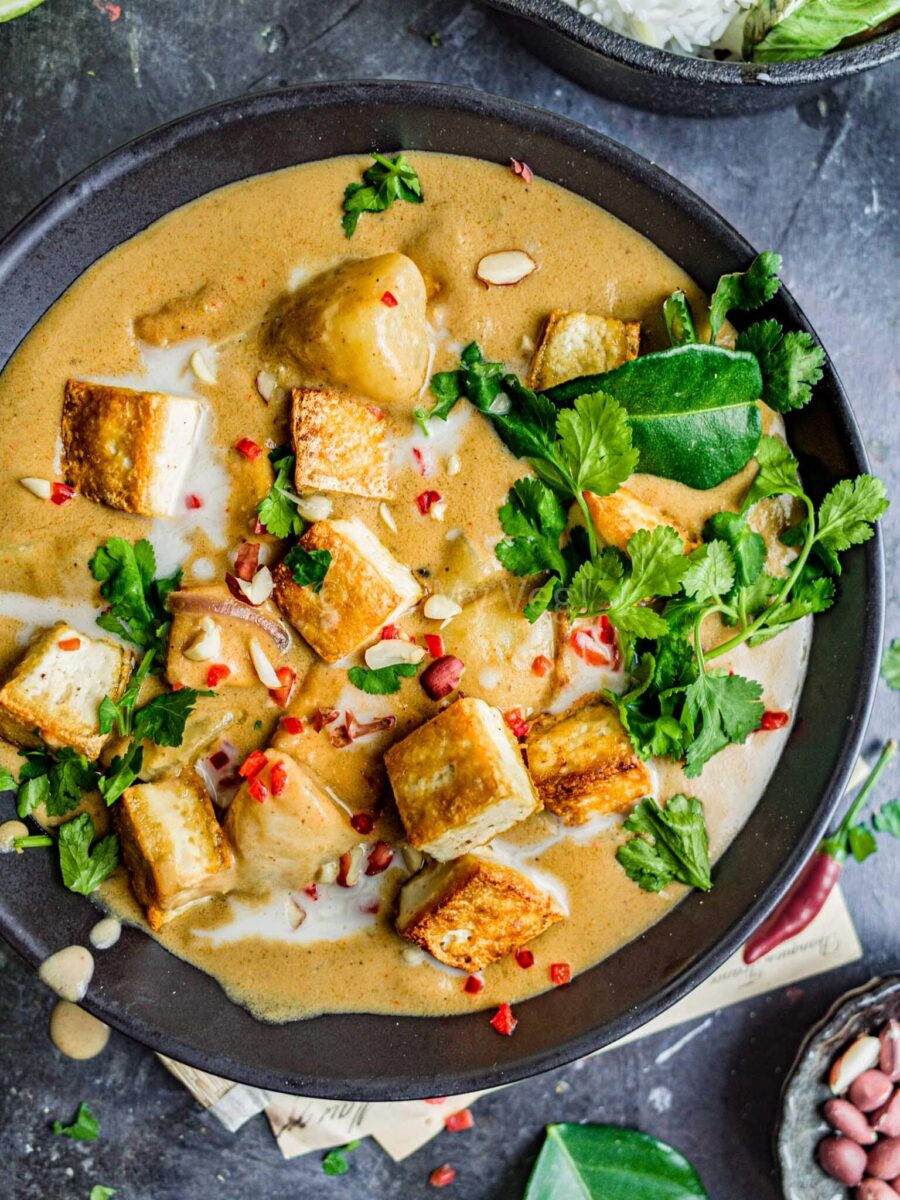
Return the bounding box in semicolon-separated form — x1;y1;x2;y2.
857;1180;899;1200
852;1072;896;1113
881;1021;900;1083
826;1099;878;1145
873;1091;900;1139
819;1136;868;1186
867;1138;900;1181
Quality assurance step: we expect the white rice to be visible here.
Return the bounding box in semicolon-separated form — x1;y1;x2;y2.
562;0;754;55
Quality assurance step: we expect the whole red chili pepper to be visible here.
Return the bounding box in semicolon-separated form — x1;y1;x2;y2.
744;739;896;964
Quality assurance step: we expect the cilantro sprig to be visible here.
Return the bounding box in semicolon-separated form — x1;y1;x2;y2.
58;814;119;895
284;545;332;592
16;748;101;820
617;795;712;893
257;445;304;539
322;1139;361;1175
348;662;417;695
89;538;181;665
341;152;423;238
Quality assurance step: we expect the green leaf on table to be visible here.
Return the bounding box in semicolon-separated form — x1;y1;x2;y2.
90;538;180;663
284;545;332;593
663;290;698;347
681;670;764;778
321;1139;361;1175
53;1101;100;1142
708;251;781;341
524;1123;708;1200
341;151;423;238
882;640;900;691
747;0;900;63
347;662;418;695
873;799;900;838
736;319;824;413
257;444;304;539
58;814;119;895
89;1188;116;1200
848;823;878;863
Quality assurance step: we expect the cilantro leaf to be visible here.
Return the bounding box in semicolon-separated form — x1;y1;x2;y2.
663;290;697;347
708;251;782;341
736;319;824;412
617;795;711;892
16;748;100;819
283;545;332;593
682;540;735;604
848;823;878;863
496;478;570;580
415;342;505;430
58;814;119;895
257;445;304;539
98;649;155;737
98;744;142;807
523;576;559;623
703;511;766;591
348;662;418;695
605;655;691;762
0;765;16;793
322;1139;361;1175
744;434;801;509
90;1189;116;1200
873;799;900;838
132;688;212;749
89;538;180;662
882;639;900;691
53;1101;100;1142
555;391;638;497
815;475;889;556
681;670;764;777
569;549;625;620
341;152;423;238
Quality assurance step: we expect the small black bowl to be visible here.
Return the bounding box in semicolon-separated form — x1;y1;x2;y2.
483;0;900;115
0;80;884;1099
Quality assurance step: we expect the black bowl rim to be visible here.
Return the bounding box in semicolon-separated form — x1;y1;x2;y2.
485;0;900;86
0;78;885;1099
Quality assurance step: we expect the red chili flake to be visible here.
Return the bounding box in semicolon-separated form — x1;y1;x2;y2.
268;665;295;708
503;708;530;739
367;405;385;420
304;884;319;900
416;489;442;515
248;775;269;804
514;948;535;969
510;158;534;184
206;663;231;688
209;749;230;770
269;760;288;797
362;900;381;915
235;437;262;461
238;749;268;779
92;0;121;20
429;1164;457;1188
569;622;616;669
350;811;375;835
463;975;484;995
550;962;571;986
424;1098;447;1105
171;681;185;692
424;633;444;658
760;710;790;731
412;447;433;477
444;1110;474;1133
50;482;75;506
311;707;339;732
365;841;394;875
380;290;399;307
234;541;260;582
281;716;303;735
185;493;203;510
490;1003;517;1036
57;637;81;651
531;654;552;677
381;624;400;640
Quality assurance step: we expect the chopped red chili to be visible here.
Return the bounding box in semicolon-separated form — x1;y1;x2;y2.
280;716;303;735
171;681;185;692
248;776;268;804
490;1002;517;1036
235;437;262;461
238;749;268;779
424;1097;447;1105
380;290;398;307
463;975;483;995
50;482;75;506
350;811;375;835
444;1110;474;1133
268;665;295;708
304;884;318;900
381;624;400;640
531;654;552;677
424;633;444;658
411;447;432;477
550;962;571;986
760;710;790;731
514;948;535;969
185;493;203;510
416;489;442;515
206;663;231;688
503;708;530;739
269;760;288;797
429;1163;457;1188
57;637;81;651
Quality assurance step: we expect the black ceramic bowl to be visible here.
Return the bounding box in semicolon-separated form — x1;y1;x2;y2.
483;0;900;115
0;80;884;1100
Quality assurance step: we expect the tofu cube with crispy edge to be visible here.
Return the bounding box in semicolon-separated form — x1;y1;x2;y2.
272;518;422;664
527;309;640;391
291;387;393;500
583;486;698;554
224;749;357;890
526;697;652;825
115;773;232;930
384;697;541;861
396;853;564;971
0;623;133;760
62;380;202;516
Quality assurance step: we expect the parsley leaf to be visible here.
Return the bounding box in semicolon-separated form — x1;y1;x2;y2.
882;639;900;691
555;391;638;496
257;445;304;539
815;475;890;556
496;479;570;581
53;1101;100;1142
283;545;332;592
133;688;211;748
341;152;423;238
681;670;764;777
617;795;712;892
663;290;697;347
682;541;735;604
89;538;180;662
736;319;824;413
348;662;418;695
873;799;900;838
16;748;100;819
322;1139;361;1175
58;814;119;895
708;251;782;341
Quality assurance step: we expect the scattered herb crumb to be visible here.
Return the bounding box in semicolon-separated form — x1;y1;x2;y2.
882;638;900;690
53;1101;100;1142
322;1139;361;1176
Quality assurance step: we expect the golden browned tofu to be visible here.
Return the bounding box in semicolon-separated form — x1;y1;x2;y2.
165;585;290;689
116;773;232;930
0;623;133;760
396;853;564;971
224;749;356;890
291;387;393;500
384;697;540;861
528;309;640;390
272;518;421;664
62;380;202;516
526;697;652;825
584;487;698;554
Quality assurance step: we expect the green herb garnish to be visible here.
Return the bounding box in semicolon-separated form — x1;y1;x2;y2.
12;834;53;850
16;747;101;819
257;444;304;539
347;662;418;695
89;1188;116;1200
284;545;332;592
58;814;119;895
746;0;900;63
882;639;900;690
89;538;181;664
322;1139;361;1176
53;1101;100;1142
616;796;712;893
341;152;423;238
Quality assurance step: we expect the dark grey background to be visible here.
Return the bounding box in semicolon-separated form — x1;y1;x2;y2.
0;2;898;1197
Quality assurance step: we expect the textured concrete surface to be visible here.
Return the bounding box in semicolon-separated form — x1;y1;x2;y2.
0;2;898;1197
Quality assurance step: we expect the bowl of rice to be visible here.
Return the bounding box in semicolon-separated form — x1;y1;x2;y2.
483;0;900;115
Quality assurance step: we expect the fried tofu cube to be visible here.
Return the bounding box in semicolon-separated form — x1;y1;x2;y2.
584;486;698;554
291;387;393;500
528;309;640;390
62;380;202;516
272;518;422;663
396;853;564;971
116;773;232;929
0;623;133;759
526;697;652;825
384;697;541;861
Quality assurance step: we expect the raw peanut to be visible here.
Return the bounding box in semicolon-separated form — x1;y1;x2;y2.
873;1091;900;1138
867;1138;900;1181
857;1180;899;1200
832;1038;884;1095
851;1071;895;1113
825;1099;877;1145
420;655;465;701
819;1137;867;1186
881;1021;900;1083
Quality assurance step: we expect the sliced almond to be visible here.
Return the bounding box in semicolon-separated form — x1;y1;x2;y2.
190;349;216;385
401;844;425;873
446;453;461;477
476;249;537;287
401;945;426;967
183;616;222;662
379;502;397;533
249;637;281;688
430;499;447;522
829;1036;882;1095
20;477;52;500
296;493;333;522
317;859;340;886
337;844;365;888
236;566;274;606
255;369;278;402
423;594;462;622
364;639;427;671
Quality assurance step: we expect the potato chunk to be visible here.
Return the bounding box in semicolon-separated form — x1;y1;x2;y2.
0;623;132;760
384;697;540;861
272;518;421;664
116;773;232;930
62;381;202;517
396;853;564;971
224;749;356;891
528;309;640;390
274;253;429;405
584;487;698;554
291;387;392;499
526;697;652;825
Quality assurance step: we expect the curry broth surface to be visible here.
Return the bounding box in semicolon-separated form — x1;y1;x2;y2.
0;154;809;1021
